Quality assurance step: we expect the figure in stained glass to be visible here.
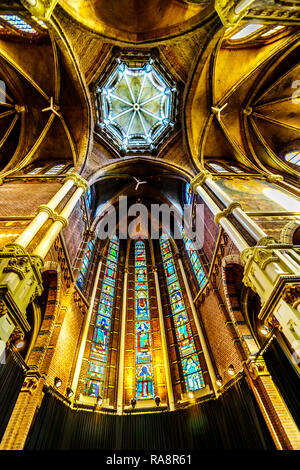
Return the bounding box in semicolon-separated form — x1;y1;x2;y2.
84;237;119;398
160;235;205;393
136;365;154;399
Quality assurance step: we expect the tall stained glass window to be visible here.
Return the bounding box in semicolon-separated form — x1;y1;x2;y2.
160;235;205;392
134;241;155;399
85;236;119;398
77;239;96;290
178;226;207;290
185;183;193;205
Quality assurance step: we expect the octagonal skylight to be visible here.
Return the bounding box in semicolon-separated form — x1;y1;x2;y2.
96;59;177;153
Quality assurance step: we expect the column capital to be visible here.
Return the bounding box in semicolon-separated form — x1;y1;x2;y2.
20;0;58;21
65;173;89;193
246;357;269;381
214;202;241;225
266;174;284;183
190;170;213;193
214;0;255;27
53;213;68;228
0;244;44;333
37;204;55;218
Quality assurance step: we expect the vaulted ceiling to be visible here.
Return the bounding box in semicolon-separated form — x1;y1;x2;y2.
0;1;299;190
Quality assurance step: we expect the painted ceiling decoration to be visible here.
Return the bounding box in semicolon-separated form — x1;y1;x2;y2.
95;52;178;154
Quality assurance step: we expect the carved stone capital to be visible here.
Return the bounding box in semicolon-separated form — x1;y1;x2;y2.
21;370;41;395
266;174;284;183
20;0;58;21
65;172;89;193
37;204;55;218
282;284;300;309
214;202;241;225
0;244;44;332
246;357;269;381
53;214;68;228
190;170;213;193
214;0;251;27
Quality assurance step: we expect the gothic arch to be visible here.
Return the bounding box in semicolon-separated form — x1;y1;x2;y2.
280;220;300;245
221;255;259;359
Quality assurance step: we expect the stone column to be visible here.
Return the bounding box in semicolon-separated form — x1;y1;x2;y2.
0;173;88;354
15;174;76;249
33;176;88;259
191;170;266;250
241;238;300;359
244;357;300;450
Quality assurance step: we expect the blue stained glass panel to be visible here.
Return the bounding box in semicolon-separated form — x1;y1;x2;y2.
160;235;205;392
134;241;155;399
185;183;193;204
77;239;95;290
84;236;119;398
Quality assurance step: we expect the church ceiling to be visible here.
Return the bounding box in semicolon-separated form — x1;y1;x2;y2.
59;0;214;43
185;24;300;176
0;3;299;185
94;54;178;154
0;11;92;175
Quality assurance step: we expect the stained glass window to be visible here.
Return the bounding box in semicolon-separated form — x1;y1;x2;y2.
160;235;205;392
185;183;193;205
85;188;92;209
77;239;96;290
0;15;37;34
134;241;155;400
209;163;227;173
178;226;207;290
44;164;65;175
284;151;300;167
97;60;176;152
230;165;243;173
85;236;119;398
28;167;42;175
261;26;283;37
230;23;264;40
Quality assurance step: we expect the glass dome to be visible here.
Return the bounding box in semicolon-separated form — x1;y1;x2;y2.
96;60;177;153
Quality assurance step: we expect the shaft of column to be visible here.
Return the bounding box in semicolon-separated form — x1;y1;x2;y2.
195;185;249;252
71;259;102;402
117;267;128;415
15;178;75;248
178;257;219;396
33;186;84;259
153;268;175;411
205;178;267;242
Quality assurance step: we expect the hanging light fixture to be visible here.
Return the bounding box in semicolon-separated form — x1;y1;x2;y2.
228;365;235;376
66;387;74;398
